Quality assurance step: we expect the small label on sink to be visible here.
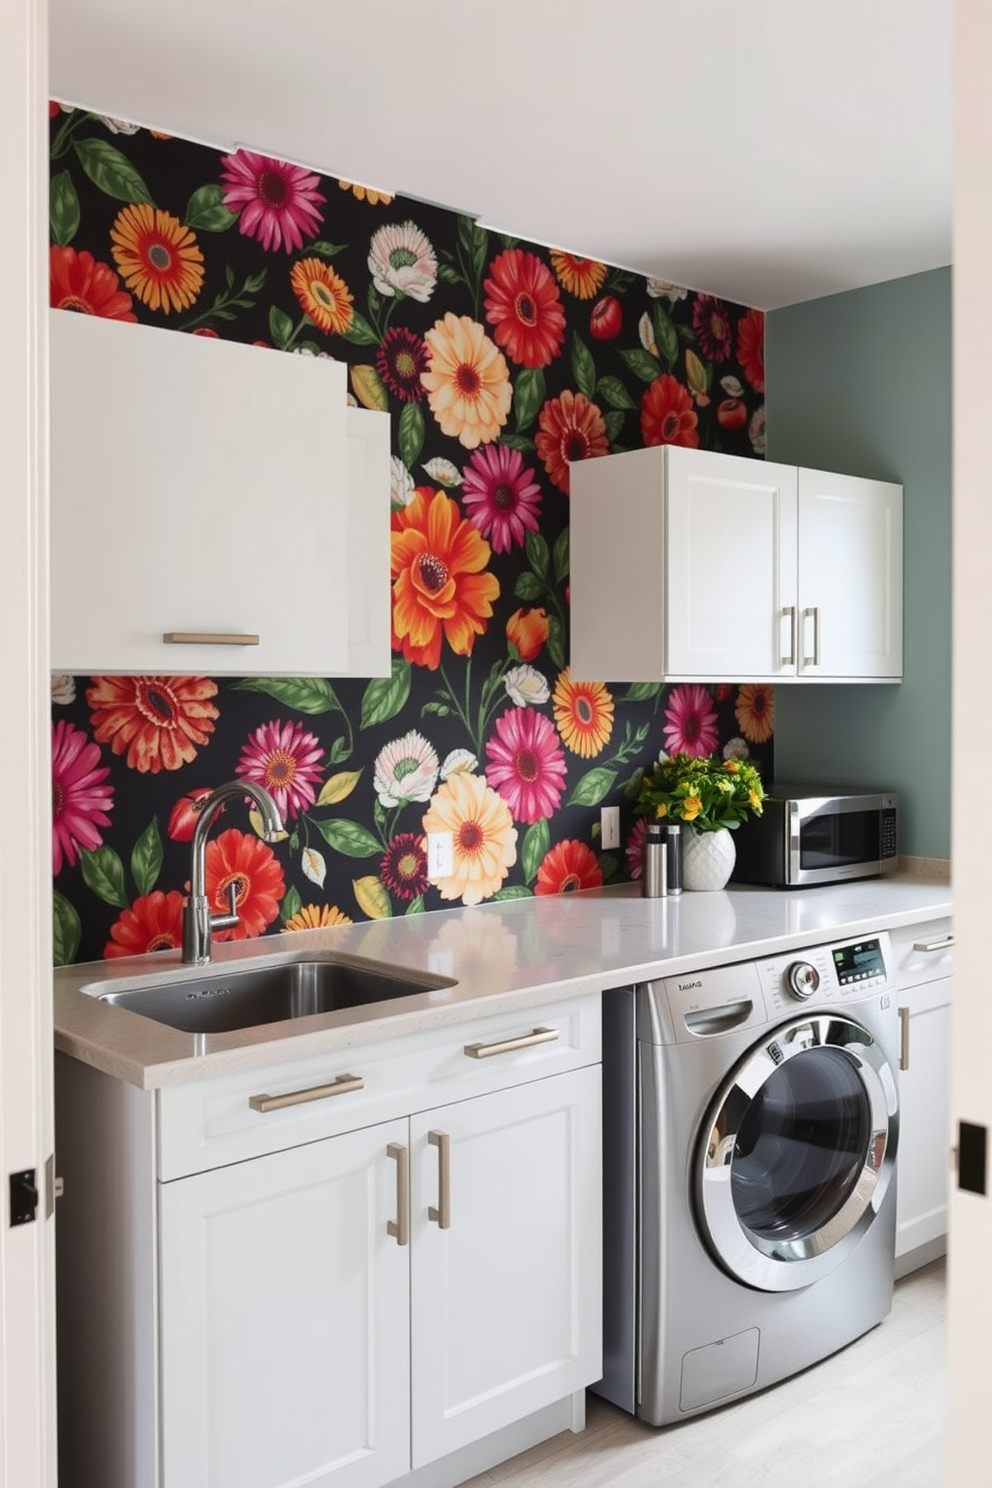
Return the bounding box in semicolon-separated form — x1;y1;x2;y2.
187;985;232;1000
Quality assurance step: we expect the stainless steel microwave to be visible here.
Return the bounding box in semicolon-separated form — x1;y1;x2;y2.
731;785;899;887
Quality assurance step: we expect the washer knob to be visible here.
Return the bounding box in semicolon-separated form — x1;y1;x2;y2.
786;961;820;999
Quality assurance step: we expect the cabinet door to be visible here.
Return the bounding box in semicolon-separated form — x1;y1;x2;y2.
344;407;391;678
159;1118;410;1488
665;447;799;679
49;309;351;676
797;468;903;678
895;977;951;1270
409;1064;601;1468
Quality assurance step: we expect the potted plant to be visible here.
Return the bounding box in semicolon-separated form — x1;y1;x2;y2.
634;752;765;890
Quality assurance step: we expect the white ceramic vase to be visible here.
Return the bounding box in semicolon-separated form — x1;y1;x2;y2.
682;826;736;891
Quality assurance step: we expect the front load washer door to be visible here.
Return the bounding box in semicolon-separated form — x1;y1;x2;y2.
697;1014;898;1292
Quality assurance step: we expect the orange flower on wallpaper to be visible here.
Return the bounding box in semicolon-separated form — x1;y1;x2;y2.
110;203;204;314
420;313;511;448
391;488;500;669
290;257;355;335
640;374;700;448
535;839;603;895
282;904;353;932
86;675;219;773
552;670;614;758
535;390;609;493
421;772;517;905
736;307;765;393
506;606;550;661
204;828;285;940
104;889;185;958
735;683;775;743
549;251;608;300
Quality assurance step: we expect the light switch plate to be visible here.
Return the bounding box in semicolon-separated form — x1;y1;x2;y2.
600;806;620;850
427;831;453;880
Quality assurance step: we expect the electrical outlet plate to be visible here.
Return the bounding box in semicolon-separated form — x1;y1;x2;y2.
427;831;453;881
600;806;620;850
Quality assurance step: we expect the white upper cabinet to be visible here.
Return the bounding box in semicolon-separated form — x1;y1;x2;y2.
49;309;392;677
569;444;902;684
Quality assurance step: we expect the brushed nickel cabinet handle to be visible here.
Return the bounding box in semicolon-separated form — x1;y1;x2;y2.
387;1142;409;1246
802;607;821;667
912;935;955;953
898;1006;911;1072
163;632;261;646
463;1026;559;1060
782;606;797;667
428;1130;451;1230
248;1073;364;1113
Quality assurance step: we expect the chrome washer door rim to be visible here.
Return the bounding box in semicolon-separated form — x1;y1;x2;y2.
698;1014;898;1292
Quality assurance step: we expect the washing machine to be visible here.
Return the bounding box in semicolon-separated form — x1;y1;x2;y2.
596;930;900;1426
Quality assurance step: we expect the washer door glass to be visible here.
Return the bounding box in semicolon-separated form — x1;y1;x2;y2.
698;1015;897;1292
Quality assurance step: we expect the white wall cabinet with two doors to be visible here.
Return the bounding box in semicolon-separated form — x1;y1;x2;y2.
48;309;392;678
569;445;902;684
54;993;602;1488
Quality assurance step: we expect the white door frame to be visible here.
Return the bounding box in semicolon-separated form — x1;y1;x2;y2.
0;2;57;1484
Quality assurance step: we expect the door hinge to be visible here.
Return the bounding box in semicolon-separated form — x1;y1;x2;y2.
9;1168;38;1226
44;1153;64;1217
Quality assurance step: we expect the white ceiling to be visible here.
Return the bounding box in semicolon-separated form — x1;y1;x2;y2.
47;0;953;311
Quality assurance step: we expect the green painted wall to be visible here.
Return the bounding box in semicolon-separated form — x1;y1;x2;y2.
765;267;952;859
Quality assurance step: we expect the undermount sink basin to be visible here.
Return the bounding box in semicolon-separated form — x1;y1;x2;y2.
90;955;452;1036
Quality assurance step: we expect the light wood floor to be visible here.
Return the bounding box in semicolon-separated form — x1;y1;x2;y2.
464;1258;946;1488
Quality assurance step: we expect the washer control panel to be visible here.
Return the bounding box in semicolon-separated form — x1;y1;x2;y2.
758;931;892;1014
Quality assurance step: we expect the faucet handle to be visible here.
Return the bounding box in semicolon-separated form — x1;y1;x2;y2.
210;881;241;933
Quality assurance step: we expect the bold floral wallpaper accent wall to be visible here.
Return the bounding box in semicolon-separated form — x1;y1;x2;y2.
48;102;772;967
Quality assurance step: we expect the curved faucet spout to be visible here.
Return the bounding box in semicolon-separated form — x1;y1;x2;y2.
182;781;285;965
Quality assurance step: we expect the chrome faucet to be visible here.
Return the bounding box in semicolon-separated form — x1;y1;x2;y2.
182;780;285;965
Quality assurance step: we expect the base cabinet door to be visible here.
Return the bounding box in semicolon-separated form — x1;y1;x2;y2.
895;976;952;1270
409;1065;602;1468
159;1118;410;1488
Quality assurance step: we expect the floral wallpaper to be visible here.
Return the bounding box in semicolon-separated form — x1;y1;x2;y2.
48;101;773;967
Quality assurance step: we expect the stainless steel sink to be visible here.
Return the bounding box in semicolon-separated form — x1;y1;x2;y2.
90;955;451;1035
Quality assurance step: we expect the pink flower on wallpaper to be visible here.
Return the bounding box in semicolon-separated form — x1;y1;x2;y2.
51;720;114;875
484;707;567;823
625;816;648;880
663;684;719;757
219;150;325;253
235;718;324;820
461;443;542;554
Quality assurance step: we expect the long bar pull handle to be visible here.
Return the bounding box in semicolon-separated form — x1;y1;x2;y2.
912;935;955;953
163;632;261;646
428;1130;451;1229
386;1143;409;1247
248;1073;364;1113
782;606;797;667
463;1026;559;1060
898;1006;911;1072
802;607;821;667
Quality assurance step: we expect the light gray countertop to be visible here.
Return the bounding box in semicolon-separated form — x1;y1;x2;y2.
53;875;953;1089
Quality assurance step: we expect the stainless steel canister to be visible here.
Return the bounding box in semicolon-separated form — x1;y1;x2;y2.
642;824;668;897
659;823;683;895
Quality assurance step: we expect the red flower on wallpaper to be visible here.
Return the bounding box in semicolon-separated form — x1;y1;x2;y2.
506;606;550;661
167;786;216;842
485;707;568;824
380;832;430;902
640;374;700;448
692;293;734;362
50;246;137;320
51;719;114;875
535;838;603;895
736;306;765;393
376;326;429;402
104;890;185;959
219;149;326;253
86;676;220;774
204;828;285;941
535;390;609;493
391;488;500;669
483;248;566;369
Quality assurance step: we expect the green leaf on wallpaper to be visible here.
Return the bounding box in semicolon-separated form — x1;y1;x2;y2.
513;367;545;432
618;348;661;383
571;333;596;402
498;433;536;454
308;241;348;259
73;137;154;205
566;767;619;808
621;682;661;702
525;531;550;582
521;819;551;884
268;305;295;350
50;171;80;247
361;660;412;730
184;184;237;232
457;215;489;284
131;818;163;898
547;614;566;672
596;375;636;412
652;303;679;368
280;885;303;925
405;896;425;915
340;311;379;347
229;677;343;715
328;737;351;764
421;702;451;718
514;571;544;602
311;818;382;858
245;269;268;295
398;401;425;470
622;767;645;801
552;528;570;583
438;262;462;286
79;846;128;908
599;852;620;883
493;885;533;901
496;234;520;251
604;410;626;443
52;890;81;968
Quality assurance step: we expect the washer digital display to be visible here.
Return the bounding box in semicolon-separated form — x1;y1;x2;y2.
832;937;885;985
